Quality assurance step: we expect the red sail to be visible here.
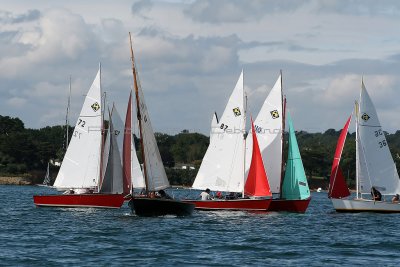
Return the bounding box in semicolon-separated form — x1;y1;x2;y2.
328;116;351;198
245;119;272;197
122;92;132;195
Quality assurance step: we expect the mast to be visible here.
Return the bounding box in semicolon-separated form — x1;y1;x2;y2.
355;99;359;199
65;76;72;150
242;73;247;197
129;32;149;195
279;70;286;197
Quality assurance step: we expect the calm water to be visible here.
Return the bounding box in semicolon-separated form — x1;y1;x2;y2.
1;185;400;266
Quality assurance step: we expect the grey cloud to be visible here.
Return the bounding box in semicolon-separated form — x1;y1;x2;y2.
131;0;153;17
314;0;400;17
183;0;309;24
183;0;400;24
137;30;241;75
0;9;40;24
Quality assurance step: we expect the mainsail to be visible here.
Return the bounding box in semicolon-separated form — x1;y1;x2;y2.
357;81;400;195
328;116;351;199
244;119;272;197
246;75;283;194
54;69;102;189
192;71;245;193
281;113;310;200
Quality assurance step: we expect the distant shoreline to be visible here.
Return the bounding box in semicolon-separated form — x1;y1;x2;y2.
0;176;33;185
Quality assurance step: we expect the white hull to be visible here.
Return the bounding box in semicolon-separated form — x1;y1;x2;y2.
331;198;400;213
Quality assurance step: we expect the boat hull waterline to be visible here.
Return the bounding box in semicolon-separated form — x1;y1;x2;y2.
268;197;311;213
130;197;195;216
33;194;125;208
331;198;400;213
183;198;271;211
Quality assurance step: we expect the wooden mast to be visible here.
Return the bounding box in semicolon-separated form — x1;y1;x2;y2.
129;32;150;195
279;70;287;197
242;70;246;198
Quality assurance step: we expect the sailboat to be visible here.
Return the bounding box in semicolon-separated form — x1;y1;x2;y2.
36;162;51;187
184;71;272;211
127;32;195;216
33;67;126;208
329;80;400;212
246;73;311;212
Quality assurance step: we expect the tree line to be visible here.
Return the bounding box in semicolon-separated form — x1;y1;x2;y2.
2;115;400;187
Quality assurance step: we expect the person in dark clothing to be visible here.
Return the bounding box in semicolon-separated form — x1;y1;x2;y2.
157;189;172;199
371;186;382;201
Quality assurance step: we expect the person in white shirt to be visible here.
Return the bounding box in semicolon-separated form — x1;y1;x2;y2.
200;188;212;200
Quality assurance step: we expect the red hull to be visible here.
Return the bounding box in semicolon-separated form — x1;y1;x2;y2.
33;194;125;209
268;197;311;213
183;198;271;211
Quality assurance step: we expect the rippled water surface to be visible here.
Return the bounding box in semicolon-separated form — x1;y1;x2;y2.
1;185;400;266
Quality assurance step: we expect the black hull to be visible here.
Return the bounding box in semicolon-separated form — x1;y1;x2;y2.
129;197;195;217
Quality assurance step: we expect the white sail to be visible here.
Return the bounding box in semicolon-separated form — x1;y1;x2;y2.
192;71;245;192
131;139;145;189
43;163;51;185
100;111;123;194
357;81;400;195
112;105;124;163
245;74;283;194
130;96;145;189
54;69;102;189
137;85;170;191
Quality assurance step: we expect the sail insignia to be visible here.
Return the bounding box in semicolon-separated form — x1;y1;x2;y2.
233;107;241;116
361;113;370;121
91;102;100;112
270;110;279;119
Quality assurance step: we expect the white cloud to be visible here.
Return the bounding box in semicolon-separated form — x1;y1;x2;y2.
0;1;400;135
7;97;27;108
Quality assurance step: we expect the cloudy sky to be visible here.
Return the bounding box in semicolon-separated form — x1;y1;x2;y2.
1;0;400;134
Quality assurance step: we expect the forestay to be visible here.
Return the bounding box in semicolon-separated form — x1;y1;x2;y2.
245;75;283;194
357;82;400;195
54;69;102;189
192;71;245;193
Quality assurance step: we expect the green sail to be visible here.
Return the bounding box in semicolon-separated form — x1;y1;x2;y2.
281;113;310;200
